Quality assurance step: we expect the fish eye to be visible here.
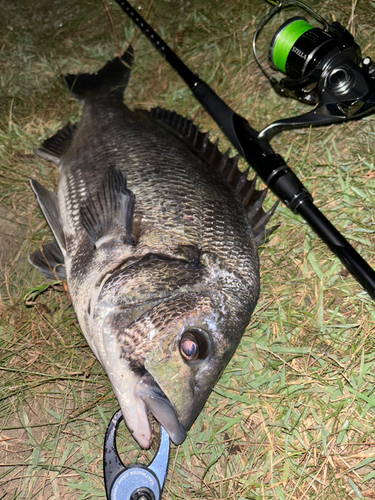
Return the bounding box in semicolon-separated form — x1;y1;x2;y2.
179;330;209;363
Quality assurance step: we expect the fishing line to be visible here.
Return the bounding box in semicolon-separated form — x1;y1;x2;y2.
269;17;313;74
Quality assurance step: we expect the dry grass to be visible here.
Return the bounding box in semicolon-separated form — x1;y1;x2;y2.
1;0;375;498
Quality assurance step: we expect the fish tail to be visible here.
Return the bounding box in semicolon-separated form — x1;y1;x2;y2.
63;45;134;101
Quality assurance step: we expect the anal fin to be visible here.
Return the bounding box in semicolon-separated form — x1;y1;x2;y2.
28;239;66;279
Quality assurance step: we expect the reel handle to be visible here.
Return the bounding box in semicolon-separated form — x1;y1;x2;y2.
259;55;375;141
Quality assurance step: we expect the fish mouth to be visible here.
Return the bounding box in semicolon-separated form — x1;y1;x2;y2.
134;371;186;448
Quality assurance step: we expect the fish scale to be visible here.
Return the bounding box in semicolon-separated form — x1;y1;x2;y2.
29;46;277;449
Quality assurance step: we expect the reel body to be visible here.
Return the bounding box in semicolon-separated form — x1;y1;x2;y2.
254;0;375;140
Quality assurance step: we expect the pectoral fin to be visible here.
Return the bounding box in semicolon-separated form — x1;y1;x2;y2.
80;166;135;248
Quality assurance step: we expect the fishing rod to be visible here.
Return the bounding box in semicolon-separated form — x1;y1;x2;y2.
115;0;375;300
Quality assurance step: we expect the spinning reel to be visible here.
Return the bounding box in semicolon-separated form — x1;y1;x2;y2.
253;0;375;140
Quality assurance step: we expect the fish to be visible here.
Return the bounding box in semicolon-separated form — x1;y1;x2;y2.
28;46;277;449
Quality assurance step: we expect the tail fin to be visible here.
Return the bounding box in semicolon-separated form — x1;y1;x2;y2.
63;45;134;101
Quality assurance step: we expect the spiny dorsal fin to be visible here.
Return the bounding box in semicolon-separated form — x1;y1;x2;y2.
64;46;134;101
30;179;66;253
80;166;135;247
144;108;240;178
34;122;76;167
28;239;66;279
251;201;279;246
143;107;279;245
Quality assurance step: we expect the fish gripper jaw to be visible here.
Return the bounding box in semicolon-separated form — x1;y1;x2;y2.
103;410;170;500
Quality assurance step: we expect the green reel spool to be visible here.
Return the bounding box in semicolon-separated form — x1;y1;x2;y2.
269;17;313;74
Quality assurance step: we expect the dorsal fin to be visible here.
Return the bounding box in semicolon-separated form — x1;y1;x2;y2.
141;107;279;245
34;122;76;167
143;108;240;179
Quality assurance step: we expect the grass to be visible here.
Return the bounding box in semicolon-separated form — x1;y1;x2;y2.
1;0;375;498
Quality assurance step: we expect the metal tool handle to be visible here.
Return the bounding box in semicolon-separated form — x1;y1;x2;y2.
115;0;375;299
103;410;170;500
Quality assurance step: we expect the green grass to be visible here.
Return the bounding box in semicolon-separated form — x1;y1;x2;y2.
1;0;375;498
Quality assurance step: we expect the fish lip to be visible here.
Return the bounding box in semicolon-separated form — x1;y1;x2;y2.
134;371;186;446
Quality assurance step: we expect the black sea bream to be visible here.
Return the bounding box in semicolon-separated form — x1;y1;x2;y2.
29;47;277;448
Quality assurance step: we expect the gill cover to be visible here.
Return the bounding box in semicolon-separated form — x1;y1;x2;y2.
96;299;187;449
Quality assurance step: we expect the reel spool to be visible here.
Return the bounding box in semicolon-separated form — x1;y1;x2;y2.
253;0;375;140
269;16;339;79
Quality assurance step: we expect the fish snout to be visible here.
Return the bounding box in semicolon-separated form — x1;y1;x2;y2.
134;372;186;446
